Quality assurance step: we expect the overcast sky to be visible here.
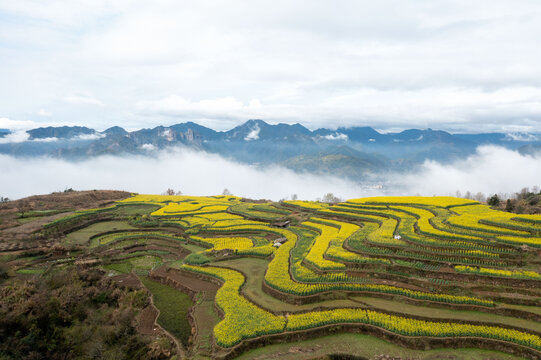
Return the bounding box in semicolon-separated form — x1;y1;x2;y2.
1;0;541;133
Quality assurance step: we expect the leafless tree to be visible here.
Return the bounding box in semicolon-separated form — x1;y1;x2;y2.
17;200;30;218
322;193;341;203
474;192;485;202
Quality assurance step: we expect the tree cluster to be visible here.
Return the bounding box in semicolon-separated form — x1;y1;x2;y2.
0;266;171;360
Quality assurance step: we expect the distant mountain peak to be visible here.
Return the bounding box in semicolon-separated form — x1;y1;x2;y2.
27;126;96;140
103;126;127;136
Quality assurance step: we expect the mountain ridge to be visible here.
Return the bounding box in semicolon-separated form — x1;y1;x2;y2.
1;119;539;180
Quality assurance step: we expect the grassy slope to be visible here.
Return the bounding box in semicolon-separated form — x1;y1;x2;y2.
236;333;522;360
65;220;136;244
140;276;194;346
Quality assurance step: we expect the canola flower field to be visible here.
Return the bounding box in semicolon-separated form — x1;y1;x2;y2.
41;194;541;359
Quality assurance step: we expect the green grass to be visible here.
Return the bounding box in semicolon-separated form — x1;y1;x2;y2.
181;242;208;253
16;268;45;275
0;254;16;262
104;262;132;274
129;255;162;271
65;221;136;245
140;276;193;346
235;333;522;360
17;210;72;224
105;255;162;275
502;303;541;316
191;299;221;358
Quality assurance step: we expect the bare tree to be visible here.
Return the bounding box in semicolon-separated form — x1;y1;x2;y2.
473;192;485;202
164;188;175;196
291;194;298;200
222;188;232;196
17;200;30;218
322;193;341;203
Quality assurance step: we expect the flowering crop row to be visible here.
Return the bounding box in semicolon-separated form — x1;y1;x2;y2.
448;205;531;236
286;308;541;351
347;196;478;208
264;226;494;306
303;219;359;270
455;265;541;280
190;236;254;252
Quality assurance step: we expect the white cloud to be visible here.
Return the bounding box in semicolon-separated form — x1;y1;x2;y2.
0;147;367;200
324;133;348;141
37;109;52;117
1;145;538;201
244;124;260;141
505;133;539;142
1;1;541;132
136;96;263;128
0;117;38;131
75;133;104;141
398;146;541;196
33;137;59;142
160;128;173;141
133;85;541;132
0;130;30;144
63;94;104;106
141;143;156;151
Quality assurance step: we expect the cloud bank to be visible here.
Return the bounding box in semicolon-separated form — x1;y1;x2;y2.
398;145;541;197
0;146;539;201
0;148;363;201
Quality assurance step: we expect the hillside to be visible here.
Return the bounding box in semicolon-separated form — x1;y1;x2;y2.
1;192;541;359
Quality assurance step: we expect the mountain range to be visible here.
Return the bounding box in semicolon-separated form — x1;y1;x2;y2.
1;119;540;179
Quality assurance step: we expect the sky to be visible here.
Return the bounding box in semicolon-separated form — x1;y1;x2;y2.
1;0;541;133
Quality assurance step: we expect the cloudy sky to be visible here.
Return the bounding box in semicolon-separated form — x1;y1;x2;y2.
1;0;541;133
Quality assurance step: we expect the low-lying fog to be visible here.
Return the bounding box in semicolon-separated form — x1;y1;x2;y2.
1;145;539;201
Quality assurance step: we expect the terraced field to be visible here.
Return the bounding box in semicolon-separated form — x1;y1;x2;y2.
15;194;541;359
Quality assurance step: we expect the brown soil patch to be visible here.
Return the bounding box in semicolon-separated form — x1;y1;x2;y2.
110;273;142;288
137;306;161;335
